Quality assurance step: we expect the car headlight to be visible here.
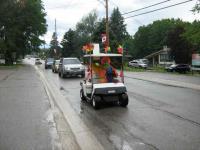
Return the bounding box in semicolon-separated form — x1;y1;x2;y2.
80;66;85;70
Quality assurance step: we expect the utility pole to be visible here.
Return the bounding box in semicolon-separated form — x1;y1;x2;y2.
54;18;57;45
105;0;109;47
55;19;57;38
54;19;58;58
43;37;45;50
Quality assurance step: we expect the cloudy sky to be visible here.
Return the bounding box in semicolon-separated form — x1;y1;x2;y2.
41;0;200;46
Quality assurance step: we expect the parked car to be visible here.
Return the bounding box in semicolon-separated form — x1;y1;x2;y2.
52;60;60;73
128;60;147;69
138;59;149;64
165;64;190;73
58;57;85;78
45;58;54;69
35;58;42;65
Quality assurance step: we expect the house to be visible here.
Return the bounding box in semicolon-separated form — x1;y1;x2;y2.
144;46;174;67
0;53;5;64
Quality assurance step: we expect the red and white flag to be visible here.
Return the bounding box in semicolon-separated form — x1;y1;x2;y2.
101;34;106;44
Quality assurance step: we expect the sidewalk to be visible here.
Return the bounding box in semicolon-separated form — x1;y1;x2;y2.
0;65;61;150
35;66;105;150
0;68;15;81
125;71;200;91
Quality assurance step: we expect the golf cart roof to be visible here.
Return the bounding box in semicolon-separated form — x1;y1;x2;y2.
84;53;122;57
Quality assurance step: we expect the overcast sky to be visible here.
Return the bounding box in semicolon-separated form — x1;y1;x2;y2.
41;0;200;46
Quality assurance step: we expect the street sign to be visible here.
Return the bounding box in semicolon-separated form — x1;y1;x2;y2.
192;53;200;66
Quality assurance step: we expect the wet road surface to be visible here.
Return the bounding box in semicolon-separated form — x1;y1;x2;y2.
0;65;61;150
37;63;200;150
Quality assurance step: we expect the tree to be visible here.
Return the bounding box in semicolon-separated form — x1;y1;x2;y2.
76;10;98;42
0;0;47;64
72;10;98;56
109;8;129;52
92;18;106;43
91;18;106;51
49;32;60;58
192;0;200;13
61;29;80;57
128;19;187;58
123;35;135;58
183;21;200;53
167;26;192;64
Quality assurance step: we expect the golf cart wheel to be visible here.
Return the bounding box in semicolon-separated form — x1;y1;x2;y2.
80;89;86;101
119;93;129;107
92;95;101;110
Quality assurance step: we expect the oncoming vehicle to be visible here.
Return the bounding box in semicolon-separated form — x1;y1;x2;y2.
35;58;42;65
45;58;54;69
52;60;60;73
80;53;129;109
58;57;85;78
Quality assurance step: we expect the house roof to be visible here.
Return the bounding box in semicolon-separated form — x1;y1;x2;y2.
144;48;171;59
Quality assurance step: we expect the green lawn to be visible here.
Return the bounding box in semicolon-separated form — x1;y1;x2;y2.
124;65;147;72
125;65;200;77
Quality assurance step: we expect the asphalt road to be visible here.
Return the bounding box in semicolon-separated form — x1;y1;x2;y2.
0;65;62;150
36;62;200;150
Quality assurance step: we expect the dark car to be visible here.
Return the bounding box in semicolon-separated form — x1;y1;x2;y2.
45;58;54;69
166;64;190;73
52;60;60;73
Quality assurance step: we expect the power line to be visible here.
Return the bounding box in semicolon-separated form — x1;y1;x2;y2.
109;0;125;14
109;0;118;8
122;0;171;15
125;0;194;19
96;0;105;7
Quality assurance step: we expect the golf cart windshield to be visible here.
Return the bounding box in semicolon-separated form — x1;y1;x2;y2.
84;55;123;84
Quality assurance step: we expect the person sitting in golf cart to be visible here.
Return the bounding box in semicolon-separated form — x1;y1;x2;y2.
105;63;118;83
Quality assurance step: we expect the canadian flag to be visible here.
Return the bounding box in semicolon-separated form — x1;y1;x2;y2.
101;34;106;44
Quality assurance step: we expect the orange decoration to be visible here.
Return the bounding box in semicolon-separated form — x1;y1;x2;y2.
117;45;123;54
101;57;111;65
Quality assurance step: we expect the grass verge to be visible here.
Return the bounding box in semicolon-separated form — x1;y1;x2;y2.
125;65;200;77
0;63;24;69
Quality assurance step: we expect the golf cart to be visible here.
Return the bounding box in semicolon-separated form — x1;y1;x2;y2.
80;50;129;109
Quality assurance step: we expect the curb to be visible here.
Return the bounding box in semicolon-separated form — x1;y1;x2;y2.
125;75;200;91
34;66;104;150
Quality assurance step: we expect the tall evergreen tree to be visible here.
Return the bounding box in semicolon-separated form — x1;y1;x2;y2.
109;8;128;52
49;32;60;58
92;18;106;43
